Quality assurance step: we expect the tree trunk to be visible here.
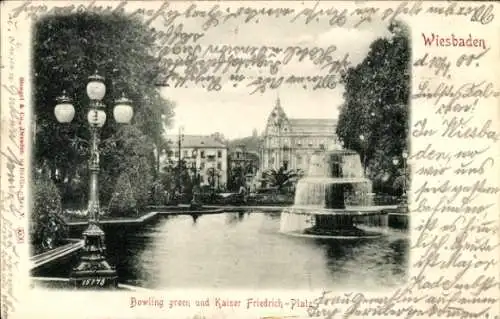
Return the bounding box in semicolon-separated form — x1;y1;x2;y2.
50;162;57;182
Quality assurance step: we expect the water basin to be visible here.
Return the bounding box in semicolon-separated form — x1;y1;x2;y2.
34;212;409;290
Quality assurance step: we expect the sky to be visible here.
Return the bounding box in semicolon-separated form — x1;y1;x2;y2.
149;2;391;139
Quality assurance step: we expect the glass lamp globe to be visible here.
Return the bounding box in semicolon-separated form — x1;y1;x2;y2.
392;157;399;166
54;92;75;123
87;108;107;127
114;95;133;124
402;151;408;159
86;72;106;100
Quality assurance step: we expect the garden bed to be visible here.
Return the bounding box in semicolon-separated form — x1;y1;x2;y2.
63;209;154;223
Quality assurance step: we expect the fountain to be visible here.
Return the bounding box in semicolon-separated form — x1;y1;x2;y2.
279;149;388;239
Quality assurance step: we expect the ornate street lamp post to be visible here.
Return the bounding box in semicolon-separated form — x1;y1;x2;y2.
54;71;133;289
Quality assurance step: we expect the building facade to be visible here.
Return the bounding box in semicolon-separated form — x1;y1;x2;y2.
161;135;228;188
260;98;340;172
227;146;260;190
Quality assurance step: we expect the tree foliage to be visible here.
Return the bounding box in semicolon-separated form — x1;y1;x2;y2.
108;172;137;216
262;167;301;192
228;166;246;191
206;167;222;189
227;136;262;152
31;173;68;254
33;12;175;208
336;22;410;194
160;159;195;194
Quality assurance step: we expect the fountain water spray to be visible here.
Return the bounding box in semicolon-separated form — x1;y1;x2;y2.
280;150;388;239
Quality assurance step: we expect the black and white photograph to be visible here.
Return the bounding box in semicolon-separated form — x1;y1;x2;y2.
28;2;411;292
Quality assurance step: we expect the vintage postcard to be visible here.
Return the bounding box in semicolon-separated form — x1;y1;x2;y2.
1;0;499;318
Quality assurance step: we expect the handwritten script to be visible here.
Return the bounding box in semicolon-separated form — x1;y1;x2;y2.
1;10;25;319
8;0;496;93
1;1;499;319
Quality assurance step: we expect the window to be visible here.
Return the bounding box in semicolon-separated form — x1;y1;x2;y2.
201;162;205;169
200;151;205;158
236;152;241;159
168;151;173;157
217;162;222;170
319;144;325;150
183;150;188;157
174;151;179;157
217;150;222;158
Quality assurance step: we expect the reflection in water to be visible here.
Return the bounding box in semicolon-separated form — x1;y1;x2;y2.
124;213;406;289
263;212;281;220
191;214;200;224
37;212;408;290
313;237;409;290
225;212;245;225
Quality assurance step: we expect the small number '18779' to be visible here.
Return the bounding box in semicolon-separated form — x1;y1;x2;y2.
81;278;106;287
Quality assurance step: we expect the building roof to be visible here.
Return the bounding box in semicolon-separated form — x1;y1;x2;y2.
286;118;337;135
167;135;227;148
265;98;338;136
288;118;337;127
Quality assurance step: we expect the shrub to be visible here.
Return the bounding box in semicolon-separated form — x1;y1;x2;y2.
121;156;153;209
31;176;68;254
108;172;137;217
150;180;169;205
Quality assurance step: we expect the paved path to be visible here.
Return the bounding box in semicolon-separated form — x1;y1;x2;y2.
30;239;84;270
66;211;159;226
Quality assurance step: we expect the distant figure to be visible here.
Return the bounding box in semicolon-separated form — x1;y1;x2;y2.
164;190;170;204
174;189;181;204
239;185;246;194
238;185;247;203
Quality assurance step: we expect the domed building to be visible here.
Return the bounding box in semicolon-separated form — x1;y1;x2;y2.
259;97;340;173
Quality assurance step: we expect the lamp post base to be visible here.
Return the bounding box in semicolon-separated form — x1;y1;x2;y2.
69;223;118;289
69;265;118;289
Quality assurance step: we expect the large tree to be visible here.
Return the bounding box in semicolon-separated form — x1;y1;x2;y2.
33;12;175;207
336;22;410;194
